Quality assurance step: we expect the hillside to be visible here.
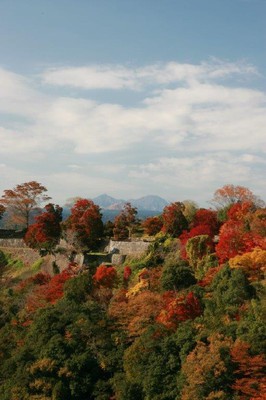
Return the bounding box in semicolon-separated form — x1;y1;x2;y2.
0;192;265;400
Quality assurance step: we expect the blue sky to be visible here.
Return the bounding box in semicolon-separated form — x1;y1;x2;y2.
0;0;265;206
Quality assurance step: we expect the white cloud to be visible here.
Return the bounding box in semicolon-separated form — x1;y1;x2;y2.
42;59;257;90
42;66;140;90
0;59;265;204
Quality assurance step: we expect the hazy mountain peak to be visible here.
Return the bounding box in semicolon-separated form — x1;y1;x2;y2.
93;194;168;212
92;194;124;208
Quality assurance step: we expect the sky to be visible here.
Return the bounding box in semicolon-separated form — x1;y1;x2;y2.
0;0;265;207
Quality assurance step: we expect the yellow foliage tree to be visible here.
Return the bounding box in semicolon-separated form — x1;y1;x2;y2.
229;248;266;280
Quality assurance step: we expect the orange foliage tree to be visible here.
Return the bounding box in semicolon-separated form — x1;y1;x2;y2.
180;334;234;400
231;340;266;399
0;181;51;229
211;184;264;209
109;290;163;338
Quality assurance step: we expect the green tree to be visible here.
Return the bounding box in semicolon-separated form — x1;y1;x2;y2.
161;259;196;291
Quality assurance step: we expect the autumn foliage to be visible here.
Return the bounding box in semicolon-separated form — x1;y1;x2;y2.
93;264;117;288
24;203;62;252
0;181;51;228
162;201;188;237
216;204;265;263
157;291;202;330
231;341;266;399
113;202;138;240
142;216;163;236
211;184;264;208
26;270;72;312
65;198;103;250
0;182;265;400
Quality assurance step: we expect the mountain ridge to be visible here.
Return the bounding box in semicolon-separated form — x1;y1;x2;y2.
92;194;168;212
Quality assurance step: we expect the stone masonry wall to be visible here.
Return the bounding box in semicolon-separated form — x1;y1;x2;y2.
105;239;151;256
0;238;26;248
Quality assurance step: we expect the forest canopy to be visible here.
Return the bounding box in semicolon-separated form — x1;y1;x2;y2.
0;182;265;399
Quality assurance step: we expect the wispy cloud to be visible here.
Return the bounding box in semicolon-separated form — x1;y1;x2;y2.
42;59;257;90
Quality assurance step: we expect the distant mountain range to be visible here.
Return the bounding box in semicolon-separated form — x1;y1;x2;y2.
92;194;169;212
59;194;169;222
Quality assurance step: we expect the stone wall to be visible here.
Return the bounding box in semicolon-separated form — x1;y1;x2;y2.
0;238;26;248
105;239;151;256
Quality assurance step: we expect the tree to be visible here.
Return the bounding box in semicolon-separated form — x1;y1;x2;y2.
113;203;138;240
230;340;266;399
211;184;264;209
186;235;213;270
0;181;51;229
180;334;234;400
215;220;263;264
162;202;188;237
161;259;196;291
192;209;219;236
93;264;117;288
182;200;198;224
109;290;163;338
24;203;62;253
142;216;163;236
157;291;202;330
229;248;266;281
64;199;103;250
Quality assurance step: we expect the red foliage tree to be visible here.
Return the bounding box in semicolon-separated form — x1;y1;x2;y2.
142;216;163;236
157;291;202;330
24;203;62;253
123;266;132;281
93;264;117;288
31;272;51;285
215;200;266;263
227;201;255;222
26;270;72;312
65;199;103;250
216;219;264;264
162;202;188;237
113;202;138;240
192;208;219;236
